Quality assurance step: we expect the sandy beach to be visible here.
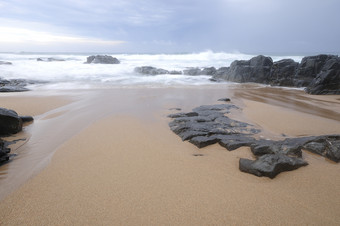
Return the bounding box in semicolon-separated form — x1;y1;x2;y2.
1;85;340;225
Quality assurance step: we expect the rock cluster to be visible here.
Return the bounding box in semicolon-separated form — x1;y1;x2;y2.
85;55;120;64
0;108;33;164
168;101;340;178
212;54;340;95
135;54;340;95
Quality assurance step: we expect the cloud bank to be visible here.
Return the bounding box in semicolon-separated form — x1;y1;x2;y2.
0;0;339;53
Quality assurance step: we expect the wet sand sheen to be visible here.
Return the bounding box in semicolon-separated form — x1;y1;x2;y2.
0;86;340;225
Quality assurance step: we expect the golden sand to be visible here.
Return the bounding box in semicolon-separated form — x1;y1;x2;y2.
0;86;340;225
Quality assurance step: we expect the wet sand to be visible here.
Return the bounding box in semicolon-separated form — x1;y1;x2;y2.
0;85;340;225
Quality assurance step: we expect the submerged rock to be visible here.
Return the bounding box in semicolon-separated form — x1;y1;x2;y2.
134;66;181;75
0;61;12;65
85;55;120;64
37;57;65;62
0;78;43;92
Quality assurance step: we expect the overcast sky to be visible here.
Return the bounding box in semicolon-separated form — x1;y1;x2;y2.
0;0;339;54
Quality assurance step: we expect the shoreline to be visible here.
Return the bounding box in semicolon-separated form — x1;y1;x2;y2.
1;85;340;225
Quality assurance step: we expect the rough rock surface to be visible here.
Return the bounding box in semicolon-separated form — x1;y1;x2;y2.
305;56;340;94
168;101;340;178
0;108;34;135
0;108;23;135
85;55;120;64
269;59;299;86
210;54;340;95
239;154;308;178
0;139;13;164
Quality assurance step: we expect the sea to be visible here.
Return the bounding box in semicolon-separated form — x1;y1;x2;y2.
0;51;304;89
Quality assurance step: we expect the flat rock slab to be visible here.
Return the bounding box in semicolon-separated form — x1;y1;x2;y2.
168;102;340;178
239;154;308;178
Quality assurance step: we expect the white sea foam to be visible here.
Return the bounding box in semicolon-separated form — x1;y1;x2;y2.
0;51;304;89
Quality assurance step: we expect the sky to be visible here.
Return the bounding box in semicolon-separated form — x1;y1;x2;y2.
0;0;339;54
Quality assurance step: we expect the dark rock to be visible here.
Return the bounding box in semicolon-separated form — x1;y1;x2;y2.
201;67;217;75
169;108;182;111
0;108;23;135
168;112;199;118
294;54;339;87
183;67;202;76
168;102;340;178
303;135;340;162
0;139;12;163
0;79;31;92
219;135;256;151
218;98;231;102
169;70;182;75
168;104;259;143
20;116;34;123
189;135;220;148
0;61;12;65
217;55;273;83
134;66;169;75
85;55;120;64
269;59;299;86
239;153;308;178
305;57;340;94
215;67;230;76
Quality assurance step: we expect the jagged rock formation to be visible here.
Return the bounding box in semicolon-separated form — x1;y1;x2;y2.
135;54;340;95
168;102;340;178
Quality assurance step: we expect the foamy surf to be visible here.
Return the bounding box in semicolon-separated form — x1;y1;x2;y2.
0;51;304;89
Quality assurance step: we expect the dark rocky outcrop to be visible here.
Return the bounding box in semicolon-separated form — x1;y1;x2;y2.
168;102;340;178
211;54;340;95
0;108;34;135
305;56;340;94
0;108;23;135
216;55;273;83
294;55;337;87
269;59;299;86
85;55;120;64
239;154;308;178
0;61;12;65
